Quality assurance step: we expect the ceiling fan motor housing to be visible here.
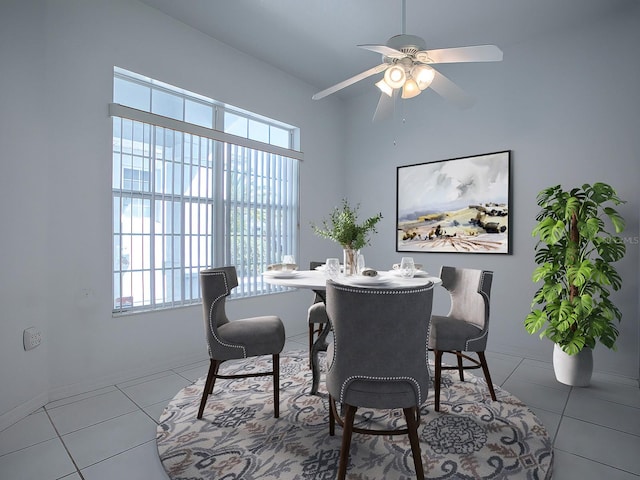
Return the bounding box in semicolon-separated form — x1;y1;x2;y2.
386;34;427;55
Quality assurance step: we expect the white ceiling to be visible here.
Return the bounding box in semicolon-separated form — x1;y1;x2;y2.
139;0;634;98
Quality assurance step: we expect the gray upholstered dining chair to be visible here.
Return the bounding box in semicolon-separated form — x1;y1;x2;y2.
307;261;329;368
325;279;434;480
429;266;496;412
197;266;285;420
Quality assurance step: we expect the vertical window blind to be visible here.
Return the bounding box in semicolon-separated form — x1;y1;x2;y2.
111;68;300;314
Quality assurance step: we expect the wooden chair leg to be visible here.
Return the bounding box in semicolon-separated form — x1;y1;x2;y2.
478;351;497;401
273;354;280;418
456;351;465;381
197;359;220;419
337;404;357;480
308;324;314;368
434;350;443;412
404;407;425;480
329;395;336;436
208;360;220;394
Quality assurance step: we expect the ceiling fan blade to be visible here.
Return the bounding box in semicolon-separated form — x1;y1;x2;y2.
312;64;388;100
429;69;475;109
358;44;406;59
372;90;397;123
418;45;503;64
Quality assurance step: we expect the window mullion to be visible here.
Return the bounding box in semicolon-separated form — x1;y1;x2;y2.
251;149;258;295
239;144;247;296
148;126;156;307
112;68;299;313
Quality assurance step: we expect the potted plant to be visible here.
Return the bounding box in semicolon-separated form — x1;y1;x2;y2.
311;199;383;275
524;182;626;386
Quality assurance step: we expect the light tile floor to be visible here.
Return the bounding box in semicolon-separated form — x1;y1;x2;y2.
1;333;639;479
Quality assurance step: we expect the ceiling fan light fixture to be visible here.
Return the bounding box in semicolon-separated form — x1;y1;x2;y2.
401;77;421;99
384;64;406;89
415;51;432;63
412;64;435;90
375;78;394;97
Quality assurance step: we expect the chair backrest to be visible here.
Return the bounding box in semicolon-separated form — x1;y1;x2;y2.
325;280;434;409
199;266;239;356
309;261;325;303
310;261;324;270
440;266;493;330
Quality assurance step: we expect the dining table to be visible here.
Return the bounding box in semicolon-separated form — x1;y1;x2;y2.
263;268;442;394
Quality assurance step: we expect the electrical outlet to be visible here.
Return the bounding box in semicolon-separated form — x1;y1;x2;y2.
23;327;42;351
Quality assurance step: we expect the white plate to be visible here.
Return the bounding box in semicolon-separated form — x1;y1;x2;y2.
262;270;298;279
389;269;429;278
344;275;391;286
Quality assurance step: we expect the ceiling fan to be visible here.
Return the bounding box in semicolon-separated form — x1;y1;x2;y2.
312;0;503;121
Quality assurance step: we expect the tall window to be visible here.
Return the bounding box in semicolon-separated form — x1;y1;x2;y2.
111;67;301;314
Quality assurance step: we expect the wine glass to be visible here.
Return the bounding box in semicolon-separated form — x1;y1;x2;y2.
325;258;341;280
282;255;296;270
399;257;416;278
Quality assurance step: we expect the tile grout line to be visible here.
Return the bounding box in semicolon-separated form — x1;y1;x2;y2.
558;411;640;439
75;438;160;475
115;385;166;426
498;356;526;386
44;384;165;475
560;383;640;439
46;386;119;411
553;446;640;477
546;379;575;447
54;384;166;475
42;406;86;480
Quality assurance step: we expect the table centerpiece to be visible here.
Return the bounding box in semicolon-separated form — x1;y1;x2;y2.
311;199;383;276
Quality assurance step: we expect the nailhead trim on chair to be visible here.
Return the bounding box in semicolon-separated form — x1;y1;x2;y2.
330;282;433;406
339;375;423;405
201;270;247;358
331;284;433;295
465;329;488;351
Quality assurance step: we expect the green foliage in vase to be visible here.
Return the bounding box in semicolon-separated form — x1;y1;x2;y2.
524;183;626;355
311;199;383;250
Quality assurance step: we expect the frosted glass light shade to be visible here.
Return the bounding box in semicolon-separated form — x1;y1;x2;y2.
401;77;421;99
375;78;393;97
412;65;435;90
384;65;406;89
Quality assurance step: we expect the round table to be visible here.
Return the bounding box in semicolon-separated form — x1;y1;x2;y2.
262;269;440;290
263;269;441;394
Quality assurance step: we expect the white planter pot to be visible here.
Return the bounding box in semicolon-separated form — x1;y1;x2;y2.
552;344;593;387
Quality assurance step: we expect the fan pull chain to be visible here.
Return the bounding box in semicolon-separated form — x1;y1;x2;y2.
392;102;407;147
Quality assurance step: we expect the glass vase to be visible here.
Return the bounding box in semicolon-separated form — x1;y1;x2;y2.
342;247;360;277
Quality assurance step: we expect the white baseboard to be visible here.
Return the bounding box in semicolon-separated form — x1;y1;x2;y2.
1;352;208;431
47;352;208;403
0;392;49;432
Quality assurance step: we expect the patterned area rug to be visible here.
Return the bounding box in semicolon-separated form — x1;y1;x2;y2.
157;350;553;479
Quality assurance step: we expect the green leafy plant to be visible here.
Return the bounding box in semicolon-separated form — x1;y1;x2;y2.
525;183;626;355
311;199;383;250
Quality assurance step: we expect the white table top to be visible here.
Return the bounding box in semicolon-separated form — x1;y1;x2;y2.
262;269;441;290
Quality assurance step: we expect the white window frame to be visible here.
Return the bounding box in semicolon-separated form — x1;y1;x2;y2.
111;68;301;315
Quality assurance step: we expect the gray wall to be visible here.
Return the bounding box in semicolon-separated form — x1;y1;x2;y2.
1;0;638;430
0;0;50;425
0;0;345;429
342;5;640;378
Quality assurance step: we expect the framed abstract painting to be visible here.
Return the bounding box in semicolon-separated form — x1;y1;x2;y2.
396;151;511;254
